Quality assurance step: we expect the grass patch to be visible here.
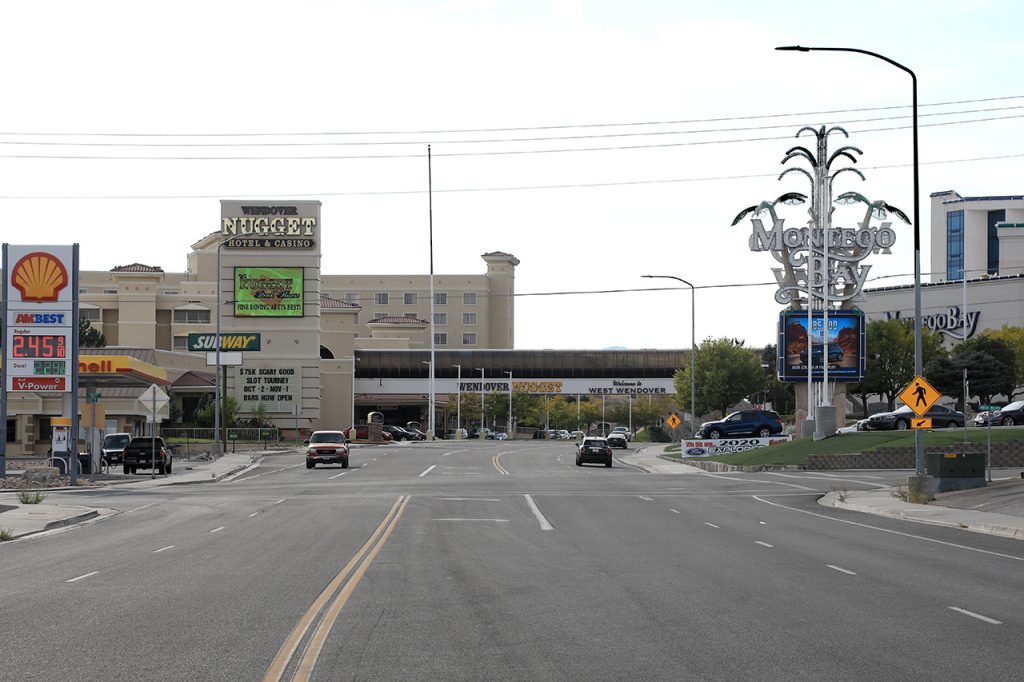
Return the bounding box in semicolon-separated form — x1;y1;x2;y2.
891;484;930;504
664;444;681;454
16;488;45;504
0;528;14;541
691;427;1023;467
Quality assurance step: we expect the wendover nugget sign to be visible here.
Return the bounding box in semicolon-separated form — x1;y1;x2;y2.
234;267;303;317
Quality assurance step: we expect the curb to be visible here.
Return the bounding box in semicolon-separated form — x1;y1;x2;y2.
42;509;99;532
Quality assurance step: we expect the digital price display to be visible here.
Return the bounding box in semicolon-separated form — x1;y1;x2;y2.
33;360;67;375
11;334;67;359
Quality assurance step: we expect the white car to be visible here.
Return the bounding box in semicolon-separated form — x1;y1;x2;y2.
557;429;571;439
606;432;628;449
611;426;632;441
493;432;508;440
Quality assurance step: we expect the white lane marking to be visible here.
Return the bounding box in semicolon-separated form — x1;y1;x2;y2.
811;472;884;480
66;571;99;583
273;499;285;505
441;498;501;502
524;494;554;530
125;503;155;513
209;526;225;533
328;471;348;480
759;521;767;525
419;465;436;478
442;450;460;457
249;512;260;517
670;509;681;514
153;545;175;553
638;495;654;501
949;606;1002;625
702;473;815;491
434;518;510;522
704;522;720;528
752;496;1024;563
827;564;857;575
755;541;774;548
224;460;262;481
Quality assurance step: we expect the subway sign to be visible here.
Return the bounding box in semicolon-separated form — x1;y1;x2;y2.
187;333;262;352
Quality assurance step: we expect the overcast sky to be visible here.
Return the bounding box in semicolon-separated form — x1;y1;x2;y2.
1;1;1020;351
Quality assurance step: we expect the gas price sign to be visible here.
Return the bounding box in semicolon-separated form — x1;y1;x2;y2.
11;334;67;359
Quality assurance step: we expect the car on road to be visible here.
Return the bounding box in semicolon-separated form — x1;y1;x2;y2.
606;432;628;449
995;400;1024;426
101;432;132;465
611;426;632;440
863;404;965;430
122;436;173;475
556;429;571;439
305;430;350;468
576;436;613;467
799;342;844;365
493;432;508;440
696;409;784;439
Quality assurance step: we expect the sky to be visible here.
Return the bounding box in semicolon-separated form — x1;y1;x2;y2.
1;0;1021;351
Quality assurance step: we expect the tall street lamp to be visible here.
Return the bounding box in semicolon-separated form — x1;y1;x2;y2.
474;367;485;433
452;363;461;436
504;370;513;437
341;355;358;428
214;236;231;455
643;275;697;434
776;45;923;476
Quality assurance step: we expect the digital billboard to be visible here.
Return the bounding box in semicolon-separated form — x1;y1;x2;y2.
778;310;865;382
234;267;303;317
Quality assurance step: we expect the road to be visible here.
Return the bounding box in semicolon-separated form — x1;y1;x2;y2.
1;440;1021;681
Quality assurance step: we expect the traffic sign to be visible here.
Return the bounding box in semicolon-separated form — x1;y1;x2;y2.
86;392;102;403
911;417;932;429
665;414;681;430
898;375;941;417
138;383;169;411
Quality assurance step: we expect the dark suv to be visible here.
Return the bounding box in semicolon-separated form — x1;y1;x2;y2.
696;410;784;439
122;437;173;475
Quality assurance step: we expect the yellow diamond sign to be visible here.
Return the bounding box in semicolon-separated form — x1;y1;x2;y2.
666;414;682;430
899;375;941;417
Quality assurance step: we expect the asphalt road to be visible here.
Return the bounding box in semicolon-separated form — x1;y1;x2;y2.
1;440;1022;681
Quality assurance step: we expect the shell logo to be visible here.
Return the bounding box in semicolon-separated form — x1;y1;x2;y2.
11;251;69;302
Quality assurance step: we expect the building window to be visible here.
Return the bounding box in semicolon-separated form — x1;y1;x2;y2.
463;292;477;305
434;292;447;305
463;312;477;326
375;292;389;305
103;289;117;295
462;332;477;346
38;417;52;440
345;292;360;304
173;336;188;350
404;292;417;305
162;290;180;295
434;332;447;345
373;312;388;319
6;418;15;443
79;288;88;294
988;209;1005;275
173;309;211;324
80;308;101;321
434;312;447;326
404;312;418;319
946;210;964;280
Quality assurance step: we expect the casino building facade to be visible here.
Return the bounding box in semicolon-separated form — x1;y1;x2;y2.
3;199;683;456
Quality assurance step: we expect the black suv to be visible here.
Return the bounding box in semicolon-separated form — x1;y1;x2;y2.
122;437;173;475
696;410;784;439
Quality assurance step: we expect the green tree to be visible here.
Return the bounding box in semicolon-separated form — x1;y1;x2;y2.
195;394;240;428
674;337;764;417
760;344;795;416
862;319;946;410
986;325;1024;394
927;335;1016;409
79;317;106;348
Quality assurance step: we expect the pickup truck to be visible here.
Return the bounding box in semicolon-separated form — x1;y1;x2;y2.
122;437;173;475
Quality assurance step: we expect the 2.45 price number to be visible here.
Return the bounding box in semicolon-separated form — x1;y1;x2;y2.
11;334;67;359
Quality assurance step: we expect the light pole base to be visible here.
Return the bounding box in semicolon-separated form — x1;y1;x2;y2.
799;419;816;439
813;406;838;440
907;474;937;501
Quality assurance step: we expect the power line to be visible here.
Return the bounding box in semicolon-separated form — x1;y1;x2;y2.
0;93;1020;138
1;104;1020;149
1;151;1021;200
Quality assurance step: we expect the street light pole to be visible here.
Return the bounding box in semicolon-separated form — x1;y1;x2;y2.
452;364;461;436
643;275;697;434
776;45;924;475
504;370;513;437
475;367;485;433
214;237;229;455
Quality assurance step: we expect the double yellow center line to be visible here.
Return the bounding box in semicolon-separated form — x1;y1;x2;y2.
492;453;510;476
263;495;410;682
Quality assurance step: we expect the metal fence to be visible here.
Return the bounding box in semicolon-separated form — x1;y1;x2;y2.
160;427;280;442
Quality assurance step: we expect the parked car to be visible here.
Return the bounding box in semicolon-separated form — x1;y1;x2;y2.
576;436;613;467
122;437;173;475
381;425;414;441
557;429;571;440
995;400;1024;426
493;432;508;440
472;428;493;439
974;410;996;426
405;428;427;440
606;432;628;449
101;432;132;465
305;430;349;468
343;425;393;441
863;404;964;430
696;410;784;439
570;430;585;440
799;342;844;365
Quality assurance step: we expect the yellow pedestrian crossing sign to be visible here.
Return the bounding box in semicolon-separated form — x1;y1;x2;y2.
899;375;941;417
666;414;681;430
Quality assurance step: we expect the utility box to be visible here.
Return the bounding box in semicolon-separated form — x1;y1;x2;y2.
926;452;986;492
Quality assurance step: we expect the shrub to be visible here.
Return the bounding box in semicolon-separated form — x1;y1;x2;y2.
17;488;45;504
0;529;14;542
645;425;672;443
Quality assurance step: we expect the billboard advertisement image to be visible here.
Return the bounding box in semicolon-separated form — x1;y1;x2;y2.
234;267;303;317
778;310;865;382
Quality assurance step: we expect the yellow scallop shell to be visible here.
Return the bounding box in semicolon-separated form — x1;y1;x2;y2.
12;252;68;302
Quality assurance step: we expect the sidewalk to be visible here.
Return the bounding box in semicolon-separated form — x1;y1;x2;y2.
617;443;707;474
0;451;277;541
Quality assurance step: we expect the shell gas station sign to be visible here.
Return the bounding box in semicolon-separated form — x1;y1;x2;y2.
4;245;76;393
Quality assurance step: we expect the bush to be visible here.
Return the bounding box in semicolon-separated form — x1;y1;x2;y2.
0;528;14;541
645;425;672;443
17;487;45;504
